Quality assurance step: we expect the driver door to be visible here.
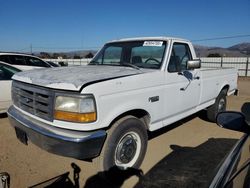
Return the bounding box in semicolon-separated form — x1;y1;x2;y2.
163;42;201;123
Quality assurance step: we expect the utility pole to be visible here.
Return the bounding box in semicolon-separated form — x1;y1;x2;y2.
30;44;33;55
246;56;249;77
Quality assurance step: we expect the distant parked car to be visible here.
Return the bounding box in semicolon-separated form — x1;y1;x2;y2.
0;61;21;113
58;61;68;66
210;102;250;188
0;53;58;114
46;61;60;67
0;53;56;70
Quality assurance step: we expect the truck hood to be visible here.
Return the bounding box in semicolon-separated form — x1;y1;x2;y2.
12;65;148;91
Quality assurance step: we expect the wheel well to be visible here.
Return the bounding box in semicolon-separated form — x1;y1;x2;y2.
221;85;229;94
108;109;150;130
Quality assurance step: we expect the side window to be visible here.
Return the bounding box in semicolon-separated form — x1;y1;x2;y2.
9;55;26;65
25;56;49;67
0;64;21;80
168;43;192;72
0;55;11;64
103;46;122;64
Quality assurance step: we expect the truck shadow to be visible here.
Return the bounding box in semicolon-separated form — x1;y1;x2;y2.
134;138;238;188
28;138;238;188
0;113;8;119
29;163;81;188
29;172;74;188
28;163;142;188
84;166;143;188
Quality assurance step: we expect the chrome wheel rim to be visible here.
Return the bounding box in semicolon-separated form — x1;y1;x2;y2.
115;132;141;169
218;98;226;112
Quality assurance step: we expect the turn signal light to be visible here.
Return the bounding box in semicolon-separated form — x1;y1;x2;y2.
54;110;97;123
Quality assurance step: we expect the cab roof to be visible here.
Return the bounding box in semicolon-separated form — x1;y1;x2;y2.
109;36;190;43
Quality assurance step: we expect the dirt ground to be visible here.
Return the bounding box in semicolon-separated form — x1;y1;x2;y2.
0;78;249;188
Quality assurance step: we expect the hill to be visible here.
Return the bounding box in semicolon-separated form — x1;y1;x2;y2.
194;42;250;57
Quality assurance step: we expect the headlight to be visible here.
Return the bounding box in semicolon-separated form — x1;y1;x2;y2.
54;95;97;123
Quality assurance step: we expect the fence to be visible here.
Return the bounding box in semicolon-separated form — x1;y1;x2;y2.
44;57;250;77
200;57;250;76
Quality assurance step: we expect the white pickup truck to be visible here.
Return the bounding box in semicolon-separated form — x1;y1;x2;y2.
8;37;238;171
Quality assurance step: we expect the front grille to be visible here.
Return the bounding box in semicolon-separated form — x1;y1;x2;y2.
12;81;55;121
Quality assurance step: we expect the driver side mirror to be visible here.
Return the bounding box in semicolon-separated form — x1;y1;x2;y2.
187;59;201;70
216;112;250;134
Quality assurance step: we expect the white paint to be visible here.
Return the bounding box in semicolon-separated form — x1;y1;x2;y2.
12;74;32;84
11;37;238;132
0;80;12;113
13;65;148;90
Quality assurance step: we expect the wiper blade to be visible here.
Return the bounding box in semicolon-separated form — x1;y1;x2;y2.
120;62;140;70
89;61;141;70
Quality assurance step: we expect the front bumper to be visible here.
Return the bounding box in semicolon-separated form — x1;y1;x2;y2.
7;105;107;160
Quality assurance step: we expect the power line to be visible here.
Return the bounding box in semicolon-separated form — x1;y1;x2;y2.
28;34;250;49
32;46;101;50
192;34;250;42
9;34;250;52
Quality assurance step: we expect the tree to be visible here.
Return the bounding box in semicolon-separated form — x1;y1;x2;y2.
39;52;51;58
52;53;60;59
73;54;81;59
61;54;68;59
52;53;68;59
85;52;94;58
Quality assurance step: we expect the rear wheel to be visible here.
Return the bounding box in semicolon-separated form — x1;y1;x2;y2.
207;89;227;122
95;115;148;171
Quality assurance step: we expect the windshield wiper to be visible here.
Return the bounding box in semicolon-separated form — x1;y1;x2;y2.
120;62;141;70
89;61;141;70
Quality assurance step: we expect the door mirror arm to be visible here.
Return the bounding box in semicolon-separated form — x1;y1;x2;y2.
178;71;184;76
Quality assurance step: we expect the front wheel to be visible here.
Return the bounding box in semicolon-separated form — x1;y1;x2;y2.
95;116;148;171
207;90;227;122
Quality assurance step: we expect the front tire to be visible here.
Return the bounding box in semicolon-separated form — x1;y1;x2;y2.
207;89;227;122
95;115;148;171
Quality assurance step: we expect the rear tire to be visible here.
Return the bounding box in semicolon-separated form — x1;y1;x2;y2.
207;89;227;122
94;115;148;171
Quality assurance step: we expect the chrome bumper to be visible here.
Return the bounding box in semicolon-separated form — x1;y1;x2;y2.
7;106;106;160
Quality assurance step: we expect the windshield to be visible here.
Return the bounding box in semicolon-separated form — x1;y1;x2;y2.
90;40;167;69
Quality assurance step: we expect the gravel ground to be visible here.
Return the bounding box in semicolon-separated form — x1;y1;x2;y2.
0;78;249;188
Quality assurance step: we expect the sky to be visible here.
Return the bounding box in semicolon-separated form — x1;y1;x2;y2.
0;0;249;52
